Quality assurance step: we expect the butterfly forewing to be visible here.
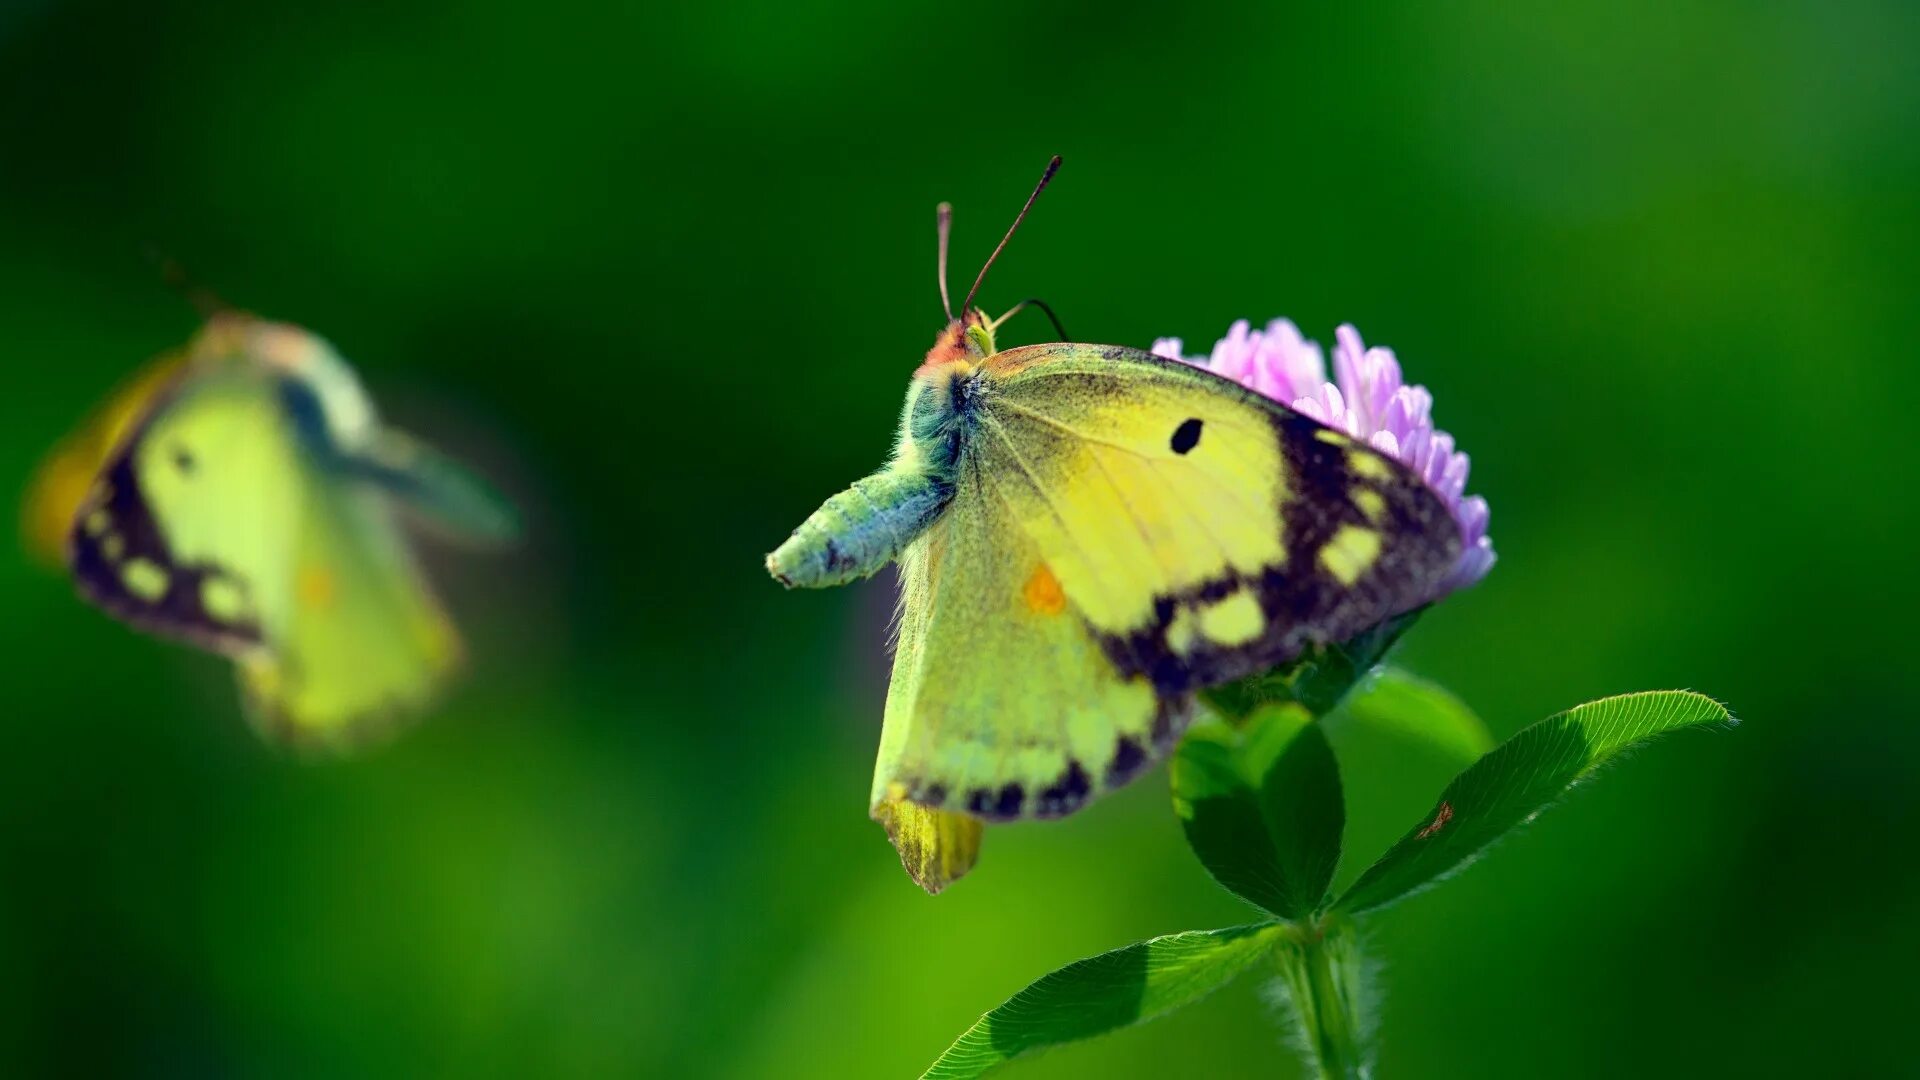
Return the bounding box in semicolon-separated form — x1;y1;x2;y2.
68;368;273;654
987;345;1459;693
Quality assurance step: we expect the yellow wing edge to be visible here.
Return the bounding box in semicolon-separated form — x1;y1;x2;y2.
23;353;188;566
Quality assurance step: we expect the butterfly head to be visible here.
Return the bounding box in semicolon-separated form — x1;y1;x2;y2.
917;310;996;378
188;313;381;448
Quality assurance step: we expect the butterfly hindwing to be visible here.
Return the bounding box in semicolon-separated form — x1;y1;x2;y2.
236;467;461;747
874;344;1460;825
878;452;1173;825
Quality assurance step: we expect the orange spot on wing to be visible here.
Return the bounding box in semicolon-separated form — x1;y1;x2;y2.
1417;801;1454;839
1022;563;1066;616
297;565;336;610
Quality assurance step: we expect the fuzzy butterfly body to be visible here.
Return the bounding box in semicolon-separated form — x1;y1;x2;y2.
43;314;516;750
769;171;1461;891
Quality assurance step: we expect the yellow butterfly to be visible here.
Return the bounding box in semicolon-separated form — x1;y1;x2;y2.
767;159;1461;891
34;313;517;750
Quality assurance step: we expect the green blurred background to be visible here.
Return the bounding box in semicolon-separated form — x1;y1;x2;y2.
3;2;1915;1076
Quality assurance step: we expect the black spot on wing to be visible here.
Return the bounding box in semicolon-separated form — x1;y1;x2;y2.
1106;736;1148;787
1170;417;1203;454
965;782;1026;821
69;446;263;653
1034;761;1091;817
994;783;1024;817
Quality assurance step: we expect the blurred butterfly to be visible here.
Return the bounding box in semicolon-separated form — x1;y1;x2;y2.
30;312;518;750
766;158;1460;891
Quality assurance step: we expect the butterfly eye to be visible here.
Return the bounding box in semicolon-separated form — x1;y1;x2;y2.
1170;418;1203;455
172;446;196;475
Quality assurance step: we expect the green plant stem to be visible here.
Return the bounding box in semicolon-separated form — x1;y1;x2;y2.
1275;915;1370;1079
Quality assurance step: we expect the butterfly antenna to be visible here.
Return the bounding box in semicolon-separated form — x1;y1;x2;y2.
960;155;1061;319
142;246;227;318
990;298;1070;341
936;201;954;321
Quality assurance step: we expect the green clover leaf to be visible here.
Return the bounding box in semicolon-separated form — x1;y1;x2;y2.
1337;690;1734;914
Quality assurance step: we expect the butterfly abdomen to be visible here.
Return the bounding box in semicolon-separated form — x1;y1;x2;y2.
767;467;953;588
768;364;980;589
